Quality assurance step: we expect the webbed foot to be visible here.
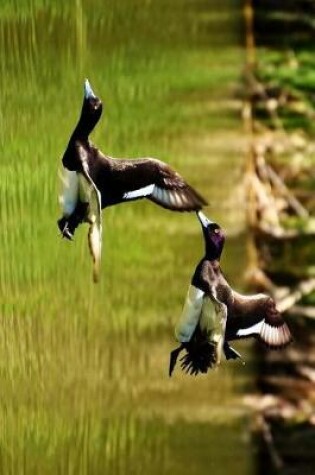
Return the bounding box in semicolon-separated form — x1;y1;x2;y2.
57;218;74;240
169;345;184;377
223;342;243;362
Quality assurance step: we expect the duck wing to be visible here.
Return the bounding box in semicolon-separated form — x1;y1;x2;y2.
116;157;207;211
76;146;103;283
230;291;292;348
202;291;228;365
79;173;102;283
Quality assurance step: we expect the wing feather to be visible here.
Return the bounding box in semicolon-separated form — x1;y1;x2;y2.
79;164;102;283
120;158;207;211
232;291;292;348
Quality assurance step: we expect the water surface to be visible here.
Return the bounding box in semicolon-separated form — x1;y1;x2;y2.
0;1;254;474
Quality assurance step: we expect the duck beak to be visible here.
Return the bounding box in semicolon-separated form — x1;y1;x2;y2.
84;79;96;99
196;211;215;228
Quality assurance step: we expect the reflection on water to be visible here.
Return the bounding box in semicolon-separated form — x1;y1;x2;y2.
0;408;250;475
0;1;253;473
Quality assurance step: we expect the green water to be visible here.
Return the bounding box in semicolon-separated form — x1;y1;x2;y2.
0;1;254;474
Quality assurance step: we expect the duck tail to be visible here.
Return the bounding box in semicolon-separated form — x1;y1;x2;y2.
169;328;218;376
179;327;217;376
180;341;217;376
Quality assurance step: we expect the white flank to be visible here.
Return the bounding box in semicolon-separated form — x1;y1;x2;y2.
123;184;155;200
237;320;263;337
59;169;79;217
175;285;204;342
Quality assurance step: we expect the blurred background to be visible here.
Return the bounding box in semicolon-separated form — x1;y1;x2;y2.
0;1;314;474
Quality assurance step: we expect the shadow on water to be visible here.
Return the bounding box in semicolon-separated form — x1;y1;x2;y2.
0;1;255;473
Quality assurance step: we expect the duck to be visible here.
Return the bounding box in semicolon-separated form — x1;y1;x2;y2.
169;211;292;376
58;79;207;282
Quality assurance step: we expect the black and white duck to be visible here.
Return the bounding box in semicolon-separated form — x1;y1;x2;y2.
169;212;292;376
58;80;207;282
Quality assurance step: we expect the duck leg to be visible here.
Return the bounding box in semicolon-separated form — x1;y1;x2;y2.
169;344;185;377
57;201;89;240
223;342;243;361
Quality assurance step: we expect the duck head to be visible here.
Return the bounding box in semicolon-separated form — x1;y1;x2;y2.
75;79;103;138
196;211;225;260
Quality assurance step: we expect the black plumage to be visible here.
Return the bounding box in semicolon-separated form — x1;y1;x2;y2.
169;212;292;376
58;79;207;240
57;80;207;282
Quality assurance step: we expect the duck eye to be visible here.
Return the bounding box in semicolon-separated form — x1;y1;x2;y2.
214;228;220;234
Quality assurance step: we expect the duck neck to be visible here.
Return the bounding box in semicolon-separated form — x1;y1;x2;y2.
72;116;94;141
204;241;222;261
203;254;220;268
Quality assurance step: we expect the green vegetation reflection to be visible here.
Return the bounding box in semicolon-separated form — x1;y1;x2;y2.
0;1;253;474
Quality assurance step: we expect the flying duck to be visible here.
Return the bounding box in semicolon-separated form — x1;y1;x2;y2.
169;212;292;376
58;79;207;282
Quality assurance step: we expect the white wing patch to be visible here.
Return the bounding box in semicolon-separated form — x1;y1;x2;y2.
59;169;79;217
123;185;188;209
236;320;291;347
123;185;155;200
237;321;264;337
175;285;204;342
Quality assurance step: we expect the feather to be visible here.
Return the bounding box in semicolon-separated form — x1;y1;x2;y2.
236;321;264;337
123;184;155;200
79;170;102;283
175;285;204;342
59;169;79;217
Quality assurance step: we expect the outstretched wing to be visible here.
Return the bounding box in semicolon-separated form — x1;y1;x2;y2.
120;158;207;211
231;291;292;348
